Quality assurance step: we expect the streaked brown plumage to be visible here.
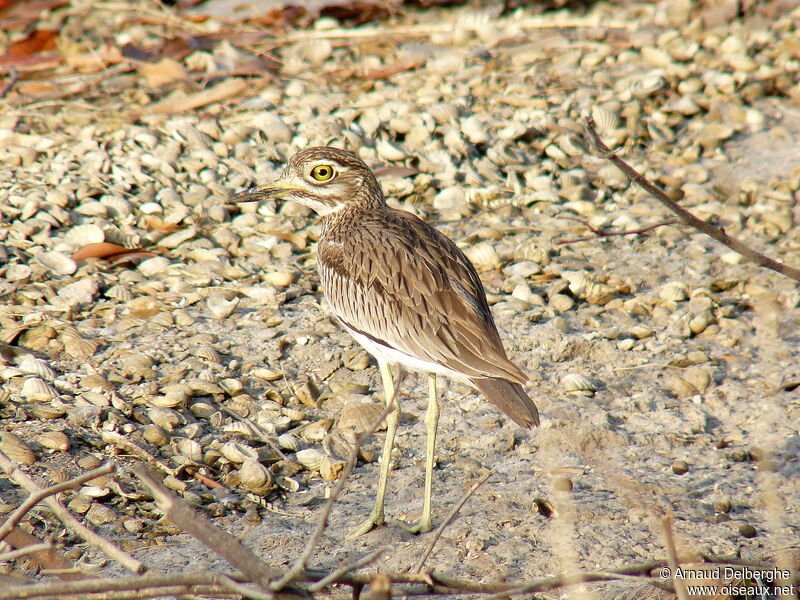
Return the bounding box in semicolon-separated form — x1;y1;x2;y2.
233;147;539;534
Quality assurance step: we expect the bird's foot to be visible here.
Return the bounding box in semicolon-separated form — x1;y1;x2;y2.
349;508;385;538
395;515;433;534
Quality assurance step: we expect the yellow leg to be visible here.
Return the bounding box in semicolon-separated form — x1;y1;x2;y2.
401;373;439;534
351;360;401;536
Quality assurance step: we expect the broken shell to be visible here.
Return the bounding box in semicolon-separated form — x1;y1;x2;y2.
35;431;70;452
659;281;690;302
277;433;299;452
319;457;346;481
206;293;239;319
148;406;182;430
337;401;386;435
561;373;596;396
276;475;299;492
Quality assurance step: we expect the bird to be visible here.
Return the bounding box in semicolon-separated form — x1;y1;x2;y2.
232;146;539;535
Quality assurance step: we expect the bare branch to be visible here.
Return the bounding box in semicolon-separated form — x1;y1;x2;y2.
413;471;492;573
0;463;115;543
0;450;145;575
583;114;800;282
555;216;677;245
271;380;401;591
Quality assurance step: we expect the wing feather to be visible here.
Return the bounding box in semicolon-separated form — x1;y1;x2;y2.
318;208;526;383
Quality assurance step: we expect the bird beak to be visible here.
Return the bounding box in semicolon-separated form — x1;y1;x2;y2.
231;179;302;203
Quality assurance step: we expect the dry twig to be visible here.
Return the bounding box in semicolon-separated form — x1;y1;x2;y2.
0;463;115;543
0;450;145;575
583;114;800;282
413;471;493;573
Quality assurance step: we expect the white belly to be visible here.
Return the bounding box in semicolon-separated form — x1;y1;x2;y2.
345;327;472;384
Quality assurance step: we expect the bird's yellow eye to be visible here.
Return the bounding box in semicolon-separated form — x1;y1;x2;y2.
310;164;335;182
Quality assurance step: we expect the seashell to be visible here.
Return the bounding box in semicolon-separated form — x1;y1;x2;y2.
61;328;100;359
319;457;346;481
143;424;169;447
21;377;58;401
591;105;620;133
219;378;244;395
106;284;134;302
252;368;283;381
464;242;500;270
630;73;667;99
174;438;203;462
275;475;299;493
18;356;57;380
206;293;239;319
30;404;66;420
4;264;32;281
0;433;36;464
35;431;70;452
86;503;116;526
65;224;105;246
148;406;181;430
297;419;333;443
337;401;386;435
561;373;596;395
296;448;325;471
688;311;715;335
148;391;186;408
36;251;77;276
428;102;459;124
263;271;293;287
68;495;93;514
195;345;221;362
239;458;274;495
561;271;617;306
55;278;99;305
277;433;299;452
138;256;171;277
78;455;103;470
375;138;407;161
221;441;258;463
460;115;489;143
322;431;353;460
0;325;27;344
659;281;689;302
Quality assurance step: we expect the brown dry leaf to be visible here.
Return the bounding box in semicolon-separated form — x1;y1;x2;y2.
143;215;182;234
7;28;59;56
373;165;420;178
139;57;188;87
0;1;65;29
72;242;155;263
146;77;247;114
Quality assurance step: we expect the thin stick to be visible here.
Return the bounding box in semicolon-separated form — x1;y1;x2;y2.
413;471;493;573
0;542;56;562
271;378;401;591
0;463;115;542
583;114;800;282
132;465;282;591
555;216;677;245
661;514;689;600
309;547;390;592
0;450;145;575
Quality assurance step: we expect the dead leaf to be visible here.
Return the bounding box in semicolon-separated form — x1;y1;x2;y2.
72;243;155;263
8;28;59;56
143;216;182;234
373;165;420;178
145;77;247;114
0;0;65;29
139;57;187;87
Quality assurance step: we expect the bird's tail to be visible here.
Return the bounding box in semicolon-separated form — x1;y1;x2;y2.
470;377;540;428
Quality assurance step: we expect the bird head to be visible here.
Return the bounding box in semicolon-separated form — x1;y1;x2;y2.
232;147;386;216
